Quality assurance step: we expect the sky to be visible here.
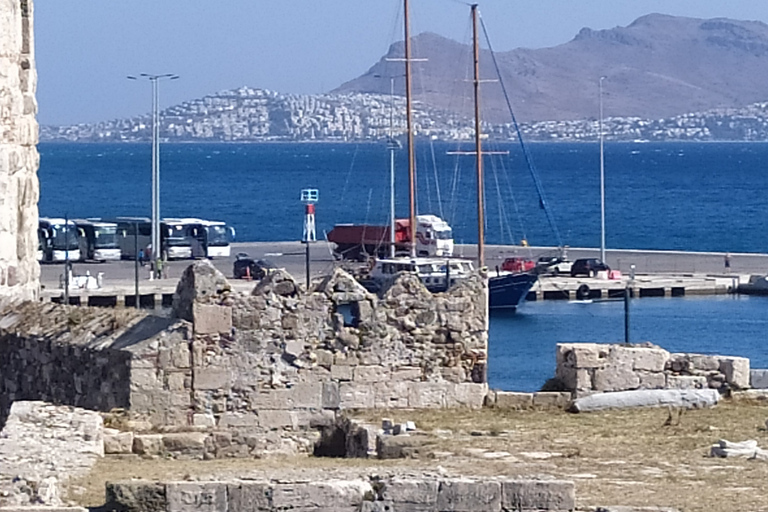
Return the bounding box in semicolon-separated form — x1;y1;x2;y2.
35;0;768;126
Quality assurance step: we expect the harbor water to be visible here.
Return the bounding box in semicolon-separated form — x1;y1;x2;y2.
38;142;768;391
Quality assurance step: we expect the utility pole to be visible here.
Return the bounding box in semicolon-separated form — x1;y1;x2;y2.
127;73;179;279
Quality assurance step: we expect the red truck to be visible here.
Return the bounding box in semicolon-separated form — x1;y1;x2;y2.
327;215;454;261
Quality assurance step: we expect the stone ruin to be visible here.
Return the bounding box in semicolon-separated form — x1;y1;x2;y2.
555;342;750;395
0;0;40;308
0;261;489;441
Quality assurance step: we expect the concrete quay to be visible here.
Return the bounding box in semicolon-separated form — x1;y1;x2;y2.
38;241;767;305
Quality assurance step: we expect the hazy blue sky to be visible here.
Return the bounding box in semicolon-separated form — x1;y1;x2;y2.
35;0;768;125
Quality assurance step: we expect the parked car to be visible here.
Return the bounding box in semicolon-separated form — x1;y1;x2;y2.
501;257;536;273
535;256;572;276
233;253;277;280
570;258;610;277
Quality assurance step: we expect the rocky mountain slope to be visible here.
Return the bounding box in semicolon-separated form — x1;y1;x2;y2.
334;14;768;123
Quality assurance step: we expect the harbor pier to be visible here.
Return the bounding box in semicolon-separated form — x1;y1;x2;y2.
38;241;767;306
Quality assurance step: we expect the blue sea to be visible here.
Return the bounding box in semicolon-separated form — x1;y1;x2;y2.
38;141;768;391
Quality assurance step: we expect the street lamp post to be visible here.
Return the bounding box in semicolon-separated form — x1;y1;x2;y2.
599;76;606;264
127;73;178;279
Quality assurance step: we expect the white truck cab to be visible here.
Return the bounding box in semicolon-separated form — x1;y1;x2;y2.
414;215;454;257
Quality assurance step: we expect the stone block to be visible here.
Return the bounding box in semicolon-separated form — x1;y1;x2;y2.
131;368;159;389
167;482;227;512
638;371;666;389
171;343;192;368
106;481;166;512
104;431;134;455
193;303;232;334
501;479;575;512
447;383;487;409
194;368;231;390
495;391;533;409
667;375;707;390
377;435;432;460
593;365;640;392
217;412;260;428
436;479;501;512
133;434;164;456
354;365;392;383
720;357;750;389
374;382;410;409
192;413;216;427
270;480;371;511
751;369;768;389
331;365;353;381
322;381;340;409
228;481;273;512
408;382;449;408
339;382;375;409
162;432;207;454
557;343;606;369
392;366;423;381
258;409;294;430
689;354;720;372
632;346;669;372
556;366;592;391
380;478;438;507
532;392;571;408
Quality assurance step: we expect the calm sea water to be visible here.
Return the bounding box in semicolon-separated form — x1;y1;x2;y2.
38;141;768;252
38;142;768;391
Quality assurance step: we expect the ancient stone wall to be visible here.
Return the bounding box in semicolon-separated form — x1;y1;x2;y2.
106;477;576;512
556;342;750;395
0;0;40;307
173;263;489;431
1;262;489;431
0;302;182;428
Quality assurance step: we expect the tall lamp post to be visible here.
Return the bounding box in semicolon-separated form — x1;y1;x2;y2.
599;76;606;264
127;73;179;279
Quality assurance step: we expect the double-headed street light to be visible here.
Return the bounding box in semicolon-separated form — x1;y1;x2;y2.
127;73;179;279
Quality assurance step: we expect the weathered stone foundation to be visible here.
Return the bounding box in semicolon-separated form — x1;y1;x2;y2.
106;477;576;512
0;0;40;307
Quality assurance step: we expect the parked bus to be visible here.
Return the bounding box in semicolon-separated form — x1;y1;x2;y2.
38;217;80;262
162;218;235;259
112;217;151;260
199;219;235;258
74;219;121;261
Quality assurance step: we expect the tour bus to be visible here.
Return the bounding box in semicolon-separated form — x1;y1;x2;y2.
74;219;121;261
199;219;236;258
113;217;200;261
163;218;235;259
38;217;80;262
111;217;152;260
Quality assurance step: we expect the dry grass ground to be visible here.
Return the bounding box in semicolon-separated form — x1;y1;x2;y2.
70;398;768;511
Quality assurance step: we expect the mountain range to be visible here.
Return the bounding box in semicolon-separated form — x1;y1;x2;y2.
335;13;768;123
41;14;768;142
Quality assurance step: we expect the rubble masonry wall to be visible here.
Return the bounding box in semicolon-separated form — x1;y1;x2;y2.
0;0;40;307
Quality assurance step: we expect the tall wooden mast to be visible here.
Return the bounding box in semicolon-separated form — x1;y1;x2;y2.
404;0;417;257
472;4;484;267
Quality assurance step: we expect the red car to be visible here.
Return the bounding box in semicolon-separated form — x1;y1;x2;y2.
501;257;536;273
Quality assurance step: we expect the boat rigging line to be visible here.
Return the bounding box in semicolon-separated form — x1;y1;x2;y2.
478;13;564;250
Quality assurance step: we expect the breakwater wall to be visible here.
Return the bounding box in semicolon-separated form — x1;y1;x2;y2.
0;0;40;307
106;477;576;512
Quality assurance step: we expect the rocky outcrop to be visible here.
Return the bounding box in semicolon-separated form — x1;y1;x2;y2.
0;0;39;308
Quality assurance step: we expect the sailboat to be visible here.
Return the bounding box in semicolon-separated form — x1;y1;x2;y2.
467;4;538;310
